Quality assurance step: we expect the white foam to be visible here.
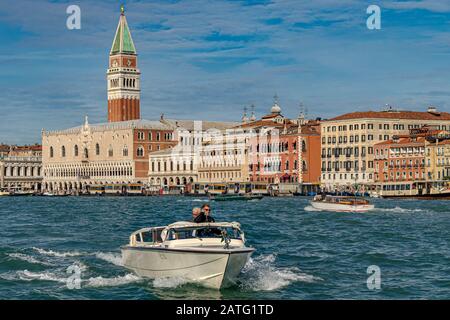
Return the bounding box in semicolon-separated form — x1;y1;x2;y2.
7;253;54;266
152;276;191;288
85;274;141;287
377;206;423;213
16;270;67;283
240;254;322;291
33;247;84;258
0;271;20;281
94;252;123;266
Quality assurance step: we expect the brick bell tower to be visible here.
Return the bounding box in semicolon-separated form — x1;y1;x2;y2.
107;5;141;122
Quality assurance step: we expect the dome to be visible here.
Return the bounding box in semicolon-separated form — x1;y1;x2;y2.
271;102;281;114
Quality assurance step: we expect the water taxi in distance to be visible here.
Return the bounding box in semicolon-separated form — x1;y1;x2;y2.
311;195;375;213
121;221;255;289
0;190;10;196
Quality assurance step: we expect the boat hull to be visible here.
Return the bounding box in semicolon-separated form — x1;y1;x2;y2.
121;246;254;289
310;201;374;212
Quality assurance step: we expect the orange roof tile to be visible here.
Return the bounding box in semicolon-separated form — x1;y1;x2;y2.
328;110;450;121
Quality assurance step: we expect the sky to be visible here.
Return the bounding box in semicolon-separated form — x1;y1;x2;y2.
1;0;450;144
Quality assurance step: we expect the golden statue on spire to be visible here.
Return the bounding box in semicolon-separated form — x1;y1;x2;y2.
120;4;125;15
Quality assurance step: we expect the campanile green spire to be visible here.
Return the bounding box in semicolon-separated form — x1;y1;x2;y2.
110;5;136;55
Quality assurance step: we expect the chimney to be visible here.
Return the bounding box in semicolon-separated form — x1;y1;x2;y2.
427;106;439;115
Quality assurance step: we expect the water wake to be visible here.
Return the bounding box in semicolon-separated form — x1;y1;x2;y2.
152;276;191;288
85;274;141;287
94;252;123;266
377;206;424;213
16;270;68;283
7;253;55;266
239;254;322;291
32;247;84;258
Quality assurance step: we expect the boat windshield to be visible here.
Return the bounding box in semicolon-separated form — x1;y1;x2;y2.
167;226;242;241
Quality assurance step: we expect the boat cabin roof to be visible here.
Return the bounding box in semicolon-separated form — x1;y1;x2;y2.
130;221;242;236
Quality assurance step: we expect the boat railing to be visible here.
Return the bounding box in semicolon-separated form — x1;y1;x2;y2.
129;226;166;246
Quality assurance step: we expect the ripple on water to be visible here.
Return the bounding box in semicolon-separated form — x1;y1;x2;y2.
0;196;449;299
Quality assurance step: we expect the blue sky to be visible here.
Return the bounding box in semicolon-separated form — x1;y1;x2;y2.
1;0;450;144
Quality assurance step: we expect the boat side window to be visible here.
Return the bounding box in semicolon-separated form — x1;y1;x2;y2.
168;230;179;240
153;229;163;243
141;231;152;243
135;233;142;242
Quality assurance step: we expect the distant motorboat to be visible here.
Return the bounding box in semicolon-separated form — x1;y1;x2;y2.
10;190;34;197
369;191;381;198
0;190;10;197
122;221;255;289
310;195;375;213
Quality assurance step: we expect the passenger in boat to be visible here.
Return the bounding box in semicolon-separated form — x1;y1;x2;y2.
194;204;222;237
194;204;216;223
191;207;201;222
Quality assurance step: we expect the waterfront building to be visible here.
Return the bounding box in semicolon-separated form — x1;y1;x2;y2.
373;134;427;195
42;9;179;193
195;97;291;188
425;134;450;182
320;106;450;191
42;117;176;192
148;148;197;193
197;127;250;185
0;144;9;158
241;99;322;193
148;120;239;191
0;145;42;192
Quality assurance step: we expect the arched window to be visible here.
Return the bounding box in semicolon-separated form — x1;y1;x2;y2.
123;145;128;157
74;145;79;157
96;143;100;156
50;147;54;158
84;148;89;159
108;145;113;157
302;141;307;152
137;146;144;157
61;146;66;157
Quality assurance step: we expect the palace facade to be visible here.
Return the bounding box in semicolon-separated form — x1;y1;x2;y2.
42;118;176;192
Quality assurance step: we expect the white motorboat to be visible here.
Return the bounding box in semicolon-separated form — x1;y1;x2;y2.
0;190;10;197
310;195;375;213
121;221;255;289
